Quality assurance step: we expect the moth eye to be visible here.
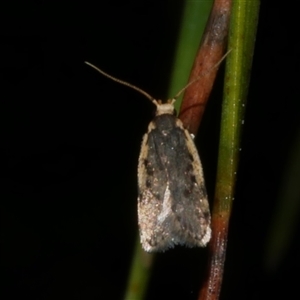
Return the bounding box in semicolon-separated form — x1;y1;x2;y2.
146;179;152;188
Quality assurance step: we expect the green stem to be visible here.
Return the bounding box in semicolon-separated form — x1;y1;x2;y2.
216;0;259;209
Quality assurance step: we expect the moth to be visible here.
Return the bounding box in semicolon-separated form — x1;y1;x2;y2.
84;60;221;252
137;99;211;252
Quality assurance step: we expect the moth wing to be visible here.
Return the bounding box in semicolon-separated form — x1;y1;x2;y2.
137;117;211;252
138;128;173;252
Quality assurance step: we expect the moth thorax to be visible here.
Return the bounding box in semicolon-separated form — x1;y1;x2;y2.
154;99;176;116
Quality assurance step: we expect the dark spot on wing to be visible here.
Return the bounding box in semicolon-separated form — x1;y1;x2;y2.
200;185;208;198
144;159;154;176
190;175;197;183
138;193;143;202
154;193;161;201
184;188;192;198
195;210;201;219
185;164;193;175
181;222;187;231
203;211;210;220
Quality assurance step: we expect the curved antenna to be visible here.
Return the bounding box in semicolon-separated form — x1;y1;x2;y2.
173;49;232;99
84;61;155;102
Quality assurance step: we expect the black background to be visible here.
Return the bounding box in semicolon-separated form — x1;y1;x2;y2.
1;1;300;299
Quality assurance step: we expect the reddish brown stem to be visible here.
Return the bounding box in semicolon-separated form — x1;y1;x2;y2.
198;213;230;300
178;0;232;299
179;0;232;136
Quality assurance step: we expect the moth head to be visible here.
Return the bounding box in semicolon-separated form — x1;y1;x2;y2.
153;99;176;116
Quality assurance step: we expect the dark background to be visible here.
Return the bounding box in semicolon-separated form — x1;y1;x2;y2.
1;1;299;299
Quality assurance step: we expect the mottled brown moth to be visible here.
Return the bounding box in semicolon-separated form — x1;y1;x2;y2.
85;60;217;252
137;99;211;252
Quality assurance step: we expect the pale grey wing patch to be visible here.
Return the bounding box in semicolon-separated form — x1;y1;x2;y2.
138;186;174;252
138;184;197;252
138;187;211;251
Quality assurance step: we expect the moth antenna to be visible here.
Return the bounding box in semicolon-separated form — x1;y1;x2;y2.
173;48;232;100
84;61;155;102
